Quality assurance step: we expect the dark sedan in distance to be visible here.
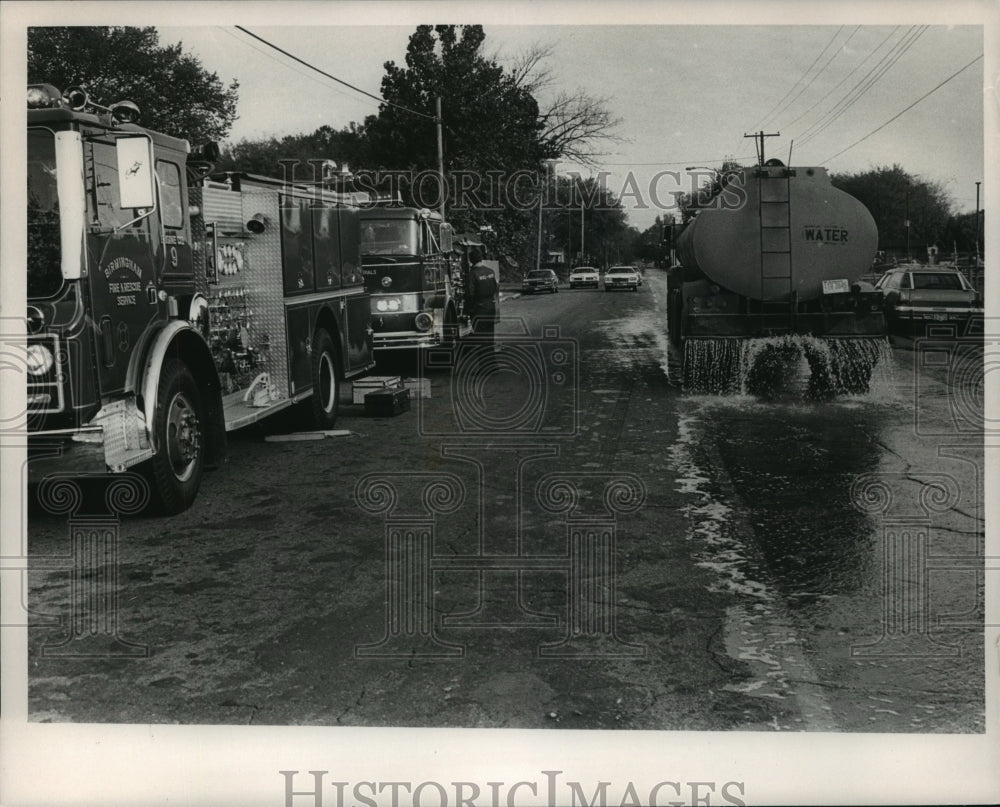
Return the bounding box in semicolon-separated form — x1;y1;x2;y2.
521;269;559;294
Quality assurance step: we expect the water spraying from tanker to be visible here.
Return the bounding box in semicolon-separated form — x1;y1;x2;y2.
683;336;892;399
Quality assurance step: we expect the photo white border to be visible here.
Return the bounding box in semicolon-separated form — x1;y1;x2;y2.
2;1;998;805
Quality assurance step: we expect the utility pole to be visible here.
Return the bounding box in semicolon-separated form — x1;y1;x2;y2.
436;97;445;220
580;184;585;264
536;168;544;271
905;184;911;262
536;159;558;271
568;197;572;266
975;180;981;266
744;130;780;166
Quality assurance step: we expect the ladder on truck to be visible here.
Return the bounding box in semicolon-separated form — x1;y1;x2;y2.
757;166;795;333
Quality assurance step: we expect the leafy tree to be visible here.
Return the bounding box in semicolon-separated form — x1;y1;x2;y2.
941;209;984;257
28;27;239;143
676;157;745;225
546;175;634;268
366;25;547;175
830;165;951;256
632;215;674;266
218;124;371;178
359;25;554;270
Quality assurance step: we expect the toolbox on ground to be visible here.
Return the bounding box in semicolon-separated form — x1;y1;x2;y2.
364;386;410;417
351;376;402;405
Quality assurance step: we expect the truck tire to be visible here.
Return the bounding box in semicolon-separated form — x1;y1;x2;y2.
309;328;340;429
145;359;205;514
668;290;683;346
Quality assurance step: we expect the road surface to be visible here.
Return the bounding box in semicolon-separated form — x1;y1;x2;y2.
27;269;985;732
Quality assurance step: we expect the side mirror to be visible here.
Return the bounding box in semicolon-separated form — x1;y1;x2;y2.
439;222;454;253
115;136;155;209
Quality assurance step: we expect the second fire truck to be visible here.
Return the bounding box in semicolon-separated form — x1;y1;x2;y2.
360;207;486;350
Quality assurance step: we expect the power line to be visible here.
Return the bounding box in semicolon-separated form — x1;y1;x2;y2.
774;26;860;128
798;26;928;147
797;26;920;145
219;28;361;107
748;26;844;132
598;156;757;167
770;27;855;127
823;53;983;163
233;25;437;122
784;26;898;130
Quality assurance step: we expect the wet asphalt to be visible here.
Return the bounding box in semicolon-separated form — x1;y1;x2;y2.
26;269;984;733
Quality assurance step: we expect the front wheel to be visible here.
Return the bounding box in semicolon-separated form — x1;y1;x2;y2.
144;359;205;514
309;329;340;429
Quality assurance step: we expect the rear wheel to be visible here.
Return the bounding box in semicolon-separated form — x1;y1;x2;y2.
309;329;340;429
145;359;205;514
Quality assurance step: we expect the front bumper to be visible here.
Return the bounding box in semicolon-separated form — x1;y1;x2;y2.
892;305;984;320
685;311;886;337
373;330;440;350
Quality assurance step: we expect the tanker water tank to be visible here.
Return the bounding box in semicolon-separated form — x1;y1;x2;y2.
675;165;877;302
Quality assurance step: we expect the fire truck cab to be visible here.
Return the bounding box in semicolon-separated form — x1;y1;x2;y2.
26;84;373;512
360;207;472;350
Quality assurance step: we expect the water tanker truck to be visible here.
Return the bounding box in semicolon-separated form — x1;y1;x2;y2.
667;160;887;396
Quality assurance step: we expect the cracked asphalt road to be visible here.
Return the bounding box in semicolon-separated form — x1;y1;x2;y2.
27;270;984;732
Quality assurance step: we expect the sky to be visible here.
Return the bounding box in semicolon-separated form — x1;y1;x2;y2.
4;3;989;235
148;18;985;233
1;4;998;804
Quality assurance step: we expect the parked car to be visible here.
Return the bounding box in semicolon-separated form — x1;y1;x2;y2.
874;265;983;335
521;269;559;294
604;265;639;292
568;266;600;289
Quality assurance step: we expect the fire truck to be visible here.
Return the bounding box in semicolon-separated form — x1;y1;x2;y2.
25;84;375;513
360;207;480;349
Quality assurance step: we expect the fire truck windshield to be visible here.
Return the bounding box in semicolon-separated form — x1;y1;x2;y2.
27;129;64;299
361;219;420;256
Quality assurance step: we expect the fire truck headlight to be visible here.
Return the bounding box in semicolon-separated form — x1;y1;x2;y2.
27;84;62;109
414;312;433;332
375;297;403;313
26;344;55;376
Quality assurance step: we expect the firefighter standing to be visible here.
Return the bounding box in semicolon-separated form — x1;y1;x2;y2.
468;248;499;348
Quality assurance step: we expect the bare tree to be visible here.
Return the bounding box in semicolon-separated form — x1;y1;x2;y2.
504;43;624;166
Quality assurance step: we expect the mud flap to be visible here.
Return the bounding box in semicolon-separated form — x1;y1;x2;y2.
93;398;155;472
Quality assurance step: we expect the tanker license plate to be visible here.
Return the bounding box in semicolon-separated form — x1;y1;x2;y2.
822;278;851;294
